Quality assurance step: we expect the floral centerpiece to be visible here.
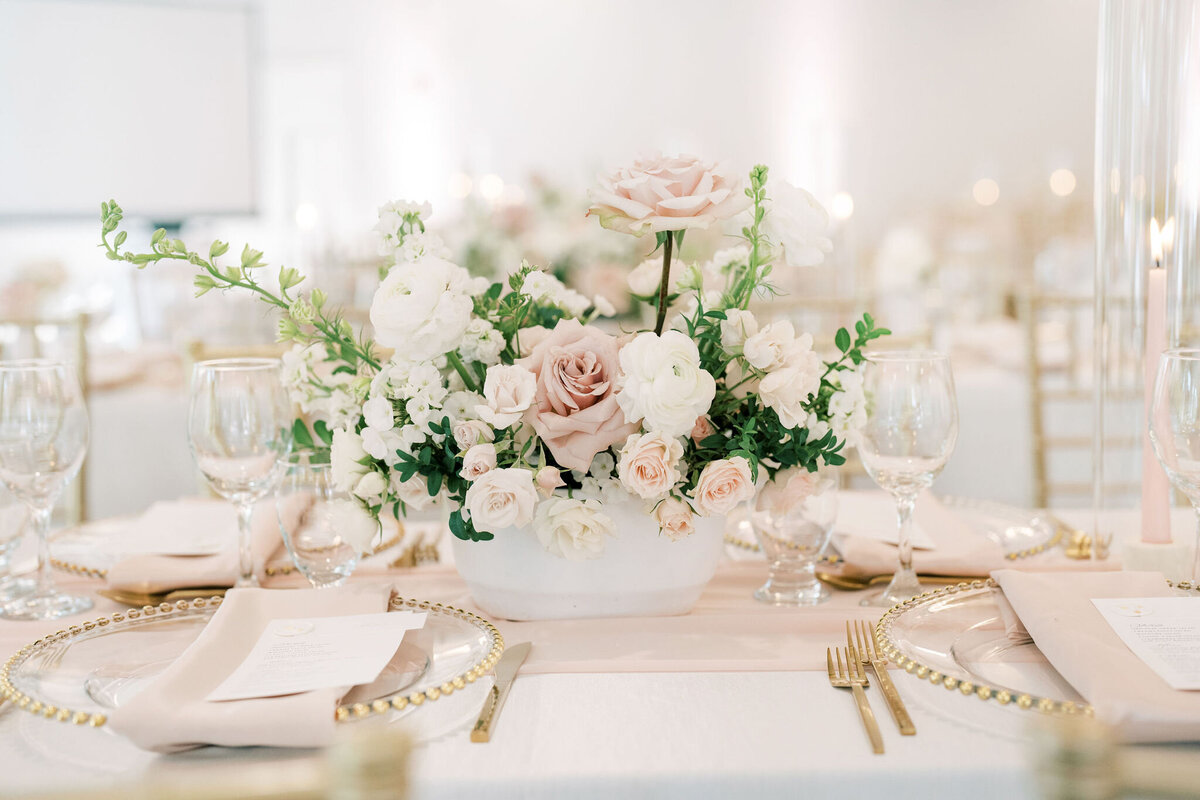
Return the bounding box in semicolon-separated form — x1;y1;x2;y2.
99;155;886;619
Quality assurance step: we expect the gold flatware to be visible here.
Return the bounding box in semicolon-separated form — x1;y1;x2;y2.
471;641;531;743
817;572;981;591
827;645;884;754
97;586;227;607
850;620;915;736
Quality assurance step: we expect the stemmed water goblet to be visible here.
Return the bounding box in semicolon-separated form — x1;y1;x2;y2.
751;464;838;606
1148;348;1200;584
277;453;370;588
0;359;93;620
857;350;958;607
188;358;293;587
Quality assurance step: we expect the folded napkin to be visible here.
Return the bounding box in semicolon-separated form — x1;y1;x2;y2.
992;569;1200;742
108;583;394;752
107;496;308;593
834;491;1117;577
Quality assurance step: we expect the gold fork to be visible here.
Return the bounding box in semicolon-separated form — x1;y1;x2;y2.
827;645;885;754
850;621;916;735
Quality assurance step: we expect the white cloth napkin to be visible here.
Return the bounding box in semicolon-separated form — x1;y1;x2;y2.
992;569;1200;743
108;583;394;752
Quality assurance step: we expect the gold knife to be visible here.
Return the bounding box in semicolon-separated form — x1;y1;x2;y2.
471;642;531;743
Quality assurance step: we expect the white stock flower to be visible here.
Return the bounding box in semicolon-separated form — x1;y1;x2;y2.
443;391;484;422
373;200;432;255
617;431;684;500
720;309;759;351
464;468;538;532
827;368;867;447
705;245;750;275
369;257;474;361
362;396;395;431
397;231;451;263
533;496;615;560
616;331;716;437
361;426;404;465
763;180;833;267
459;319;505;366
476;364;537;428
330;429;370;492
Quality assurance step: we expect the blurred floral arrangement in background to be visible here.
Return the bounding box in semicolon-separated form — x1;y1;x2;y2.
99;154;885;561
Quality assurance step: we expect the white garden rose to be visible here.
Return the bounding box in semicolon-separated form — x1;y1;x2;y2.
452;419;494;451
533;496;615;561
330;429;370;492
464;468;538;532
460;443;497;481
743;320;800;372
353;471;388;504
617;431;684;500
369;256;474;361
654;497;696;541
759;345;823;429
720;308;759;351
763;180;833;267
476;364;537;428
362;395;395;431
322;498;379;555
692;457;756;517
615;331;716;438
391;473;435;511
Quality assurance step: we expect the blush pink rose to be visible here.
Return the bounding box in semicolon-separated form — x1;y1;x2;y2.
757;466;821;515
517;318;639;471
535;466;565;497
617;431;684;500
690;416;716;444
460;443;497;481
692;456;755;517
587;154;751;236
654;497;696;541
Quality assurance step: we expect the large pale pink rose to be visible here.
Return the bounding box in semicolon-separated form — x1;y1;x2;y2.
587;154;751;236
517;318;639;471
692;456;755;517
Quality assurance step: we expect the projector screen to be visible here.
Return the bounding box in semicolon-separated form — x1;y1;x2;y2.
0;0;256;219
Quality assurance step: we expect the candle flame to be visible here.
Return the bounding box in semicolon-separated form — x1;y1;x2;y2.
1150;217;1163;265
1162;216;1176;252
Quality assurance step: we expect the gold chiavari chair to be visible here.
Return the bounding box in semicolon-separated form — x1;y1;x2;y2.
0;313;90;523
1021;292;1139;508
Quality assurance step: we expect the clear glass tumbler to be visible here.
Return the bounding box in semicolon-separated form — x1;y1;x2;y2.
751;465;838;606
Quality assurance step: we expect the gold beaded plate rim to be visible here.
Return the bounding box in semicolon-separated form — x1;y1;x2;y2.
0;594;503;729
874;578;1094;718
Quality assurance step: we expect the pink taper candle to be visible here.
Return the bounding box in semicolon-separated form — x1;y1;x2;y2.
1141;219;1171;544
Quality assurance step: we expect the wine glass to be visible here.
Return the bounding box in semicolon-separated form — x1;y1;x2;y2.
0;359;92;619
857;350;958;607
189;358;293;587
278;453;373;588
0;484;32;601
1148;348;1200;584
751;464;838;605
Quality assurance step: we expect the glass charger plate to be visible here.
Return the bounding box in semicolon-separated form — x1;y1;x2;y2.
2;595;503;743
724;496;1059;560
876;579;1090;717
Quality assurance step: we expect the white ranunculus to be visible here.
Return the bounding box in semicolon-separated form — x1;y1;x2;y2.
353;471;388;504
362;396;395;431
759;347;823;430
391;473;435;511
330;429;370;492
464;468;538;532
743;320;798;372
720;308;759;351
476;364;537;428
369;257;474;361
533;496;615;560
322;498;379;555
616;331;716;437
763;180;833;268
